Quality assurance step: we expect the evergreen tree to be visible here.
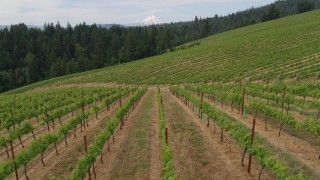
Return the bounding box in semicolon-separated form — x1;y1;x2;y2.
25;52;39;84
298;2;315;13
0;0;318;92
262;4;280;22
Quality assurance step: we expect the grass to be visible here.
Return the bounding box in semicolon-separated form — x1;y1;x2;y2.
261;139;318;179
169;106;207;157
163;93;212;178
2;10;320;95
111;90;154;180
213;100;318;179
201;160;209;166
75;145;82;152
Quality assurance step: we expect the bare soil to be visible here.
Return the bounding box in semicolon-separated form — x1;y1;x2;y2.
11;97;126;180
149;90;162;180
161;88;271;179
95;89;162;180
205;96;320;178
0;96;107;163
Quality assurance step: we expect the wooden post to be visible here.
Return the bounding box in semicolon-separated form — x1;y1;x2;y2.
84;136;92;180
241;88;246;115
92;162;96;179
165;128;168;145
84;136;88;153
5;145;10;158
86;118;89;127
54;142;59;155
24;164;29;180
100;153;104;164
11;142;19;180
248;117;256;174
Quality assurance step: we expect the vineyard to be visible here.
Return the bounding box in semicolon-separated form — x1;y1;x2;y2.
1;9;320;180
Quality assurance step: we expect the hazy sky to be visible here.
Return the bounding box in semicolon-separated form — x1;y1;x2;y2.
0;0;275;26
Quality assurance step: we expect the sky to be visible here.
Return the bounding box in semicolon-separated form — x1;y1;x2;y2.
0;0;276;26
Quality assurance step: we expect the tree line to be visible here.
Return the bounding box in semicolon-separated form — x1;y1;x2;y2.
0;0;318;92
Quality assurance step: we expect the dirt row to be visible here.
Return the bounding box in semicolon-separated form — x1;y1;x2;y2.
6;87;287;179
12;88;161;180
94;88;270;180
13;94;127;179
202;94;320;178
94;88;162;180
0;94;118;163
161;88;272;179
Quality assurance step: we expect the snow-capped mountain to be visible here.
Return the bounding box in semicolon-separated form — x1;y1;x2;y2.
138;15;163;25
128;15;163;26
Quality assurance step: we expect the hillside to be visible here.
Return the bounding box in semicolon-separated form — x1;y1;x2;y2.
65;10;319;85
1;10;320;180
4;9;319;95
1;0;319;93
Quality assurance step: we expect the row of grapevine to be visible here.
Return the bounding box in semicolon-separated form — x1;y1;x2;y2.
157;89;177;179
170;86;304;179
0;87;110;133
0;122;36;152
249;101;298;136
0;88;131;179
69;88;146;179
303;116;320;136
188;84;319;137
192;82;319;115
0;88;124;158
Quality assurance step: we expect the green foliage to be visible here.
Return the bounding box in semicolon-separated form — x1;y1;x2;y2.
303;116;320;136
1;6;320;94
157;92;177;180
69;88;146;180
298;2;315;13
262;4;280;22
191;83;320;137
249;101;298;127
170;86;305;180
0;122;35;149
0;88;131;179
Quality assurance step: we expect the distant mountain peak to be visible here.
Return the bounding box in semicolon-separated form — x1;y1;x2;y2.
137;15;163;26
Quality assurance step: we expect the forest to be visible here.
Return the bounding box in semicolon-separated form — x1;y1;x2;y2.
0;0;318;92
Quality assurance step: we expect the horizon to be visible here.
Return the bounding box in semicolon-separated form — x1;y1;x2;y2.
0;0;275;26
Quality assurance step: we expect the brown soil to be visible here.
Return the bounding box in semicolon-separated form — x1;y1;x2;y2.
94;89;162;180
0;96;107;163
10;97;126;180
149;90;162;180
205;96;320;178
161;88;271;179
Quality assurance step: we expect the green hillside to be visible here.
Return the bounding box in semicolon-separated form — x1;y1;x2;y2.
1;9;320;180
4;10;320;94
